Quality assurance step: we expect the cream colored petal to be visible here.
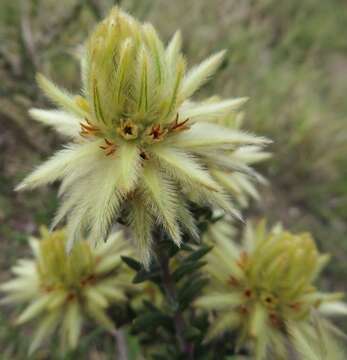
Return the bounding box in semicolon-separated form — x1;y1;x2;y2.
205;312;241;341
180;50;225;99
63;301;83;349
174;122;269;149
141;163;182;246
153;146;220;192
128;198;154;268
36;73;87;118
29;109;82;138
16;141;102;191
28;311;61;355
180;98;248;121
195;293;242;310
16;293;54;324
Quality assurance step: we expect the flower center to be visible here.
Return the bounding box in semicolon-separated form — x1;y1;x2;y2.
117;119;139;140
80;114;191;156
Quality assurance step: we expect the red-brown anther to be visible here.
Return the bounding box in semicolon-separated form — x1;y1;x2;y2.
42;285;54;293
80;275;96;287
100;138;117;156
269;313;280;327
149;124;167;141
265;297;273;305
227;275;239;287
289;302;301;311
244;288;253;298
140;150;149;160
239;305;249;315
169;114;190;132
127;190;136;200
66;292;77;302
80;120;100;137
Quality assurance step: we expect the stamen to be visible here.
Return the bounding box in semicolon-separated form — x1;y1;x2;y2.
227;275;239;287
239;305;248;315
269;313;280;327
80;119;100;137
66;292;77;302
150;124;166;139
140;150;149;160
80;275;96;287
169;113;190;132
104;138;113;146
100;138;117;156
42;285;54;293
145;124;168;143
289;302;301;311
244;289;253;298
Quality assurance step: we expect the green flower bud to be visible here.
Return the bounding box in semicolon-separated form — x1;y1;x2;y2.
1;227;133;354
196;220;347;359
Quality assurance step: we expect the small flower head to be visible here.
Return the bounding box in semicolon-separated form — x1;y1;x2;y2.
196;220;346;359
17;7;269;266
1;227;132;354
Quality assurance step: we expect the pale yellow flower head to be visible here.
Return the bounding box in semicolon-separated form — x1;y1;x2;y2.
196;220;347;359
17;7;270;265
1;227;132;354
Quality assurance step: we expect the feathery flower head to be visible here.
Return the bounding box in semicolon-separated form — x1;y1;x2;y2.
196;220;347;359
1;227;132;354
17;7;269;266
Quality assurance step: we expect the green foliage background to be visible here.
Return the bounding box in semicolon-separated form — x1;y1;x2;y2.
1;0;346;358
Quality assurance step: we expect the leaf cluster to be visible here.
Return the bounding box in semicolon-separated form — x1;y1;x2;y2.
120;218;239;359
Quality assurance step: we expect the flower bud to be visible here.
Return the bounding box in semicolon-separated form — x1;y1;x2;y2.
196;220;346;359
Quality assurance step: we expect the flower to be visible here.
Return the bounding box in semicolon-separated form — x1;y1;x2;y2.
195;220;347;359
16;7;269;265
0;227;133;354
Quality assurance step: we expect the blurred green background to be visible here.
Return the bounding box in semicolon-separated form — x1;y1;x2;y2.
1;0;347;358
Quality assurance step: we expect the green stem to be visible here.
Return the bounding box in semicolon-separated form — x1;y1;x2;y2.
155;236;194;359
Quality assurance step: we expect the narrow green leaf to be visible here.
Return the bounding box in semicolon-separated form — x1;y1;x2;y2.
178;277;209;310
173;260;206;282
132;312;172;332
184;246;212;263
132;269;161;284
121;256;142;272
